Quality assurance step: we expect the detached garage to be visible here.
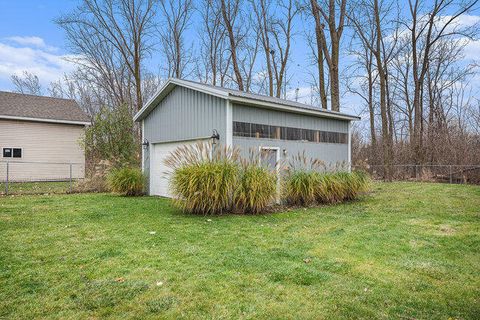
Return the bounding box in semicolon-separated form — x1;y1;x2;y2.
134;78;359;197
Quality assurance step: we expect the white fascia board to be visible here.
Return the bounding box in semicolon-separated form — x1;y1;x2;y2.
225;99;233;147
133;78;229;122
0;115;90;126
348;121;352;172
228;96;360;121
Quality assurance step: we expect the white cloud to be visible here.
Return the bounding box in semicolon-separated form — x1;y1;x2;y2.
464;39;480;61
6;36;47;47
0;37;77;91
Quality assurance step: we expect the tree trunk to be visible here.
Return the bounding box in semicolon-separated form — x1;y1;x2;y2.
220;0;244;91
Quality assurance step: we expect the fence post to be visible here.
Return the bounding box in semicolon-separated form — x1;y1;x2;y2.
5;161;9;195
69;163;73;193
449;165;452;184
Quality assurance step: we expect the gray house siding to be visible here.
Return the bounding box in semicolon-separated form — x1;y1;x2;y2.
142;86;227;189
232;104;349;166
233;137;348;166
144;86;227;144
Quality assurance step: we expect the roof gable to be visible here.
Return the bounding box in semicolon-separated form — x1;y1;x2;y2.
134;78;360;122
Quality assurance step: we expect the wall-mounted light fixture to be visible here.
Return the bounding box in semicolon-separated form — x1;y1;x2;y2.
142;139;149;149
211;129;220;145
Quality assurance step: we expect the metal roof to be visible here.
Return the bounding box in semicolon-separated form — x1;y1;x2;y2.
0;91;90;125
134;78;360;122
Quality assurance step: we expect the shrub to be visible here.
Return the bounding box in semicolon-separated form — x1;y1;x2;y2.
107;167;144;196
316;171;370;204
171;160;239;215
235;164;277;214
83;104;139;167
283;171;320;205
284;169;371;206
340;171;370;200
315;173;345;203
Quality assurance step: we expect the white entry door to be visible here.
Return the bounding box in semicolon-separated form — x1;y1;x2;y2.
150;139;209;197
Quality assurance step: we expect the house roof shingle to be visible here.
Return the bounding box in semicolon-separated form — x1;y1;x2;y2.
0;91;90;124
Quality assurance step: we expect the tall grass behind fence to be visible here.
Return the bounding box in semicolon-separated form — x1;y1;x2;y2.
0;161;85;195
354;164;480;184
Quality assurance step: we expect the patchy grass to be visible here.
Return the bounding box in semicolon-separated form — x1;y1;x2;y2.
0;181;72;195
0;182;479;319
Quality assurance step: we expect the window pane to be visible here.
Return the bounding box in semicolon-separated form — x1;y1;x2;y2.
319;131;327;143
3;148;12;157
286;127;301;140
13;148;22;158
233;121;251;137
252;123;271;139
305;129;316;142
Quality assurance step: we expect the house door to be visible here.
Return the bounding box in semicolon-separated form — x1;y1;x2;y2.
260;147;280;202
260;147;279;170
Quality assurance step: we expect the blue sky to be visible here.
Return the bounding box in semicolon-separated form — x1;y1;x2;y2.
0;0;361;115
0;0;479;120
0;0;77;89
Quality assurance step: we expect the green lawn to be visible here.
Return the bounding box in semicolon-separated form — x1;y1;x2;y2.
0;182;479;319
0;181;72;195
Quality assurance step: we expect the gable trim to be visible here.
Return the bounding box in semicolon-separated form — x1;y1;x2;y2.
0;115;90;126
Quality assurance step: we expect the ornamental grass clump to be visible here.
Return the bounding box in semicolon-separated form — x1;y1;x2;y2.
340;171;371;200
284;153;371;206
165;143;242;215
171;160;239;214
107;167;144;196
235;163;277;214
315;173;345;203
316;171;371;204
283;171;321;206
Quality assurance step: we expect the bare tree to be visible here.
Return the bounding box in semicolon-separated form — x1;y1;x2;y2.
308;0;328;109
219;0;245;90
310;0;347;111
270;0;300;98
349;0;397;179
197;0;230;86
406;0;479;163
48;74;99;117
57;0;156;111
10;71;42;95
251;0;275;96
159;0;194;79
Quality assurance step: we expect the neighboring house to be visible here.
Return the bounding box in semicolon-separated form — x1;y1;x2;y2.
0;91;90;182
134;78;360;197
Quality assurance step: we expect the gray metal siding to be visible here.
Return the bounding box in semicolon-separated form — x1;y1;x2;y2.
232;103;349;166
232;103;348;133
144;86;227;143
233;137;348;167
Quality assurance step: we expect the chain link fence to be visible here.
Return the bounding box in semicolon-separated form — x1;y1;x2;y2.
0;161;85;195
353;164;480;185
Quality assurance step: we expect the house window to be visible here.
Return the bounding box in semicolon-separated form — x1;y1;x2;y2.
13;148;22;158
3;148;11;158
2;148;22;158
233;121;348;144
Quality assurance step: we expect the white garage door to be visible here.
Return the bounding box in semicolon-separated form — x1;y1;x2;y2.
150;139;209;197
